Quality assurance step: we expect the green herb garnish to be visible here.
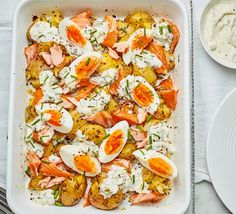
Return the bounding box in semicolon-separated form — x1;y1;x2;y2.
86;57;91;66
142;182;145;190
56;100;63;105
43;76;49;84
153;133;160;139
149;135;152;144
29;140;35;148
40;135;50;143
27;132;33;139
102;133;110;141
64;72;70;79
159;26;164;35
53;189;59;199
167;25;172;33
140;150;145;155
144;27;146;36
32;119;40;126
146;115;153;123
25;167;31;177
54;202;64;207
40;103;44;110
70;74;78;79
132;175;135;183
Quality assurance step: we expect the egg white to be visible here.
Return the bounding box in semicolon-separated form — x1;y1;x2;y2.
59;17;93;52
99;121;129;163
59;145;101;177
133;149;177;179
118;75;160;115
35;103;73;133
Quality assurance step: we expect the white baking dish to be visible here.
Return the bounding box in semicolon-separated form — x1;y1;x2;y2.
7;0;190;213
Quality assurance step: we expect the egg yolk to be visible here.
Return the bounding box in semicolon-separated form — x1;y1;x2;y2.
44;109;62;126
131;34;153;50
67;24;86;46
74;155;96;173
104;129;124;155
133;83;154;106
148;157;173;177
75;56;99;79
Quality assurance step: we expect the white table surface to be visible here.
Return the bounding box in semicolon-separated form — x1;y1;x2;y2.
0;0;234;213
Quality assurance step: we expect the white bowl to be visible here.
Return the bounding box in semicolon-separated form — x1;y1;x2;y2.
199;0;236;69
7;0;191;214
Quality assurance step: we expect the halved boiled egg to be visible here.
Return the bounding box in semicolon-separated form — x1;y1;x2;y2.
64;52;102;85
118;75;160;115
99;121;129;163
133;149;177;179
59;17;93;52
59;145;101;177
123;28;153;65
35;103;73;133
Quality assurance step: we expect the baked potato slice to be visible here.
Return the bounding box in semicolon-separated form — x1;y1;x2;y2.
154;98;172;120
27;15;48;41
117;20;136;42
133;64;157;84
165;51;175;71
106;97;119;114
124;11;155;29
25;59;49;88
97;53;132;78
80;124;106;145
67;110;88;140
28;174;45;190
60;174;87;206
118;142;137;160
50;10;64;27
142;167;172;195
88;172;124;210
43;142;55;158
25;104;37;123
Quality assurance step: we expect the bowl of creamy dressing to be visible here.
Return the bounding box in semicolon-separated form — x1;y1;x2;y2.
200;0;236;69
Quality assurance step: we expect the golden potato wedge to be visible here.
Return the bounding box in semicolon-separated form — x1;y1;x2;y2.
124;11;155;29
97;53;132;78
53;55;75;75
25;104;37;123
27;15;48;41
154;98;172;120
106;97;119;114
142;167;172;195
88;172;123;210
60;174;87;206
80;124;106;145
117;20;135;42
25;59;49;88
50;10;63;27
43;142;55;158
165;51;175;71
118;142;137;160
143;118;160;132
133;64;157;84
67;110;88;140
28;174;45;190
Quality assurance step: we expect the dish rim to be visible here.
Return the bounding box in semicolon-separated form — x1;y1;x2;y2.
7;0;191;213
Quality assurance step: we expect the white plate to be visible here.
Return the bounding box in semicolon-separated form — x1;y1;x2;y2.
7;0;190;214
207;88;236;213
199;0;236;70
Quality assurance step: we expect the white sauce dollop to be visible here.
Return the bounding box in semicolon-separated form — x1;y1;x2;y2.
204;0;236;65
91;68;118;86
76;90;110;116
30;21;58;43
29;189;55;206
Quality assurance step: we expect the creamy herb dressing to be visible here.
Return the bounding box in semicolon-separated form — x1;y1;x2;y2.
204;0;236;65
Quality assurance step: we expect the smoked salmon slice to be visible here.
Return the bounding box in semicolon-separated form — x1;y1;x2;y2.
101;158;131;172
26;151;41;176
83;111;115;128
40;162;72;178
147;42;168;74
160;89;178;110
168;21;180;53
112;109;139;125
102;16;118;48
24;44;38;65
71;9;92;29
33;88;43;105
130;191;165;205
109;70;123;95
